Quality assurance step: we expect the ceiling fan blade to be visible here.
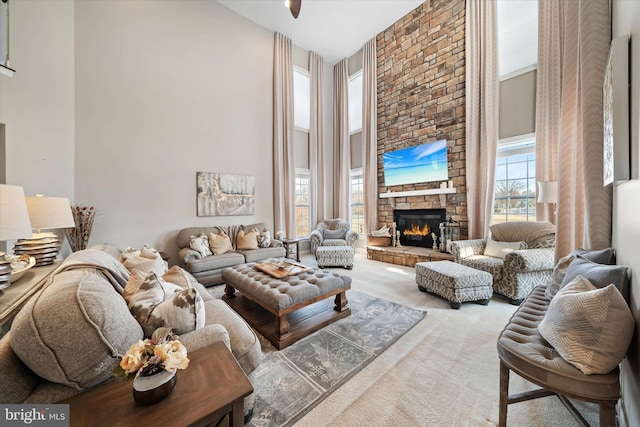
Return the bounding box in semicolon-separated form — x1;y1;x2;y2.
289;0;301;18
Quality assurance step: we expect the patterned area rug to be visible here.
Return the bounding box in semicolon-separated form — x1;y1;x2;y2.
239;290;426;427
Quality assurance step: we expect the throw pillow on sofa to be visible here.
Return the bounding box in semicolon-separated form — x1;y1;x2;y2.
255;228;272;248
237;228;259;250
323;228;346;239
162;265;199;289
10;270;144;390
545;248;617;300
208;231;233;255
128;272;205;337
120;245;166;276
484;239;526;259
538;275;634;375
559;255;629;301
190;233;213;257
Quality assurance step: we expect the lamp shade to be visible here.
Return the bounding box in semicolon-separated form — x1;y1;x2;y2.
25;195;75;233
0;184;33;240
537;181;558;204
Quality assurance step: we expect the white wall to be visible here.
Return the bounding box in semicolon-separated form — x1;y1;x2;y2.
612;0;640;425
0;0;75;202
73;1;274;261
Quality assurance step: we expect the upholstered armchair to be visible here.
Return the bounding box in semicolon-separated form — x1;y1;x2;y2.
449;221;556;304
309;218;359;255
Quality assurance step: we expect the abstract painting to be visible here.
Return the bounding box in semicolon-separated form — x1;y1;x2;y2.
197;172;255;216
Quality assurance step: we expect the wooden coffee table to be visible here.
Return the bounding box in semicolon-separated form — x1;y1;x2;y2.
62;341;253;427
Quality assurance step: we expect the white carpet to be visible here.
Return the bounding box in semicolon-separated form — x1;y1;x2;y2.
292;252;598;427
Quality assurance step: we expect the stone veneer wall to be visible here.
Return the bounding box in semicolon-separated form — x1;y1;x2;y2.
376;0;468;238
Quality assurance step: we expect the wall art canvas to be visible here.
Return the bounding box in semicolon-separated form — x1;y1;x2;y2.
603;35;630;186
197;172;255;216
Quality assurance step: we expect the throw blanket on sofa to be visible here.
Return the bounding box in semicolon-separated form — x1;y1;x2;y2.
52;249;131;294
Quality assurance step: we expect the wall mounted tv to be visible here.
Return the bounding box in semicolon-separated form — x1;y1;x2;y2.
382;139;448;187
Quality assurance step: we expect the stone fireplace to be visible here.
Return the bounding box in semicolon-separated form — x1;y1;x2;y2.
394;209;447;249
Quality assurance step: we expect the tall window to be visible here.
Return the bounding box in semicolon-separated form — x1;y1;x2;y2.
494;135;536;223
295;169;311;238
350;168;364;235
348;70;362;133
293;67;310;130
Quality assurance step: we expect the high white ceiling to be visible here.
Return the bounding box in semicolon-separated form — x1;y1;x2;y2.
217;0;424;65
218;0;538;76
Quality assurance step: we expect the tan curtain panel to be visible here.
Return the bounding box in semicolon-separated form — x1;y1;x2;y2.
309;51;326;227
535;0;563;223
465;0;499;239
273;32;296;238
362;38;378;236
333;59;351;219
537;0;612;257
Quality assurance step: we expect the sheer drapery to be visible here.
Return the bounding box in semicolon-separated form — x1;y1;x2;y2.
309;51;326;227
273;32;296;238
465;0;499;239
535;0;563;223
537;0;612;257
333;59;351;219
362;38;378;235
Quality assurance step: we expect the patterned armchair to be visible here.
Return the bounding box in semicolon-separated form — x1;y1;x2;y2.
449;221;556;304
309;218;359;255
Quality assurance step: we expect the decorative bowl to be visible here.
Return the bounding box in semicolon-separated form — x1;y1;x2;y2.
132;370;177;405
8;255;36;283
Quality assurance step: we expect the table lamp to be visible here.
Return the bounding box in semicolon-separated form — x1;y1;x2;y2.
0;184;33;288
13;194;75;266
537;181;558;220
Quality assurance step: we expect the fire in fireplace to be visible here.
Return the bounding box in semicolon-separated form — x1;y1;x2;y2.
393;209;447;248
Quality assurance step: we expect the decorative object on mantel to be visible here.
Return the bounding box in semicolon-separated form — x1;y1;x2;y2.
14;195;75;266
0;184;33;290
66;205;96;252
196;172;255;216
439;217;460;253
113;327;189;406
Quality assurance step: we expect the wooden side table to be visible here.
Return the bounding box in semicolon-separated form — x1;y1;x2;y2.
282;238;300;262
0;262;58;335
62;341;253;427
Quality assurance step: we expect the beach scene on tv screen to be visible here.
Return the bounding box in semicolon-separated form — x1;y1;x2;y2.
383;139;448;187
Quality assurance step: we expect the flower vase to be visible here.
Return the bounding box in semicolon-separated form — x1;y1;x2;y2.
132;370;177;405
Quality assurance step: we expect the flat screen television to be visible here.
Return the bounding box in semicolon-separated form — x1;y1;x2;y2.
382;139;448;187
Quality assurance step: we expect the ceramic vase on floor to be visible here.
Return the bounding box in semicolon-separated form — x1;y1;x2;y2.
132;370;177;405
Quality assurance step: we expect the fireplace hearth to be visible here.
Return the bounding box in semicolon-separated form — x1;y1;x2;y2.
393;209;447;249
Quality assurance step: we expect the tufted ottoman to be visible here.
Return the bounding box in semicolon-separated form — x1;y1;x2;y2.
415;260;493;309
221;263;351;349
316;245;354;269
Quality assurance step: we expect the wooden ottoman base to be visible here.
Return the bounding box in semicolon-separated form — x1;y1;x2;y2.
221;264;351;350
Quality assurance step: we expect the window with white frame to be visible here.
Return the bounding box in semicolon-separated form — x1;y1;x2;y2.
348;70;363;133
294;67;310;131
350;168;364;235
295;169;311;238
493;135;536;224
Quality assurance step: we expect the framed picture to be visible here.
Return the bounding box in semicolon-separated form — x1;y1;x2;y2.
196;172;255;216
603;35;630;186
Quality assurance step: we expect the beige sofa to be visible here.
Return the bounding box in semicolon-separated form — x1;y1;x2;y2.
177;222;285;285
0;245;262;417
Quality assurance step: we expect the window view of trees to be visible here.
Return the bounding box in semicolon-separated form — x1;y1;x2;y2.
494;137;536;223
350;170;364;235
295;170;311;238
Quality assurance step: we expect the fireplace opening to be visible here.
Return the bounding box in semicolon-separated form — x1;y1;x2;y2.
393;209;447;249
